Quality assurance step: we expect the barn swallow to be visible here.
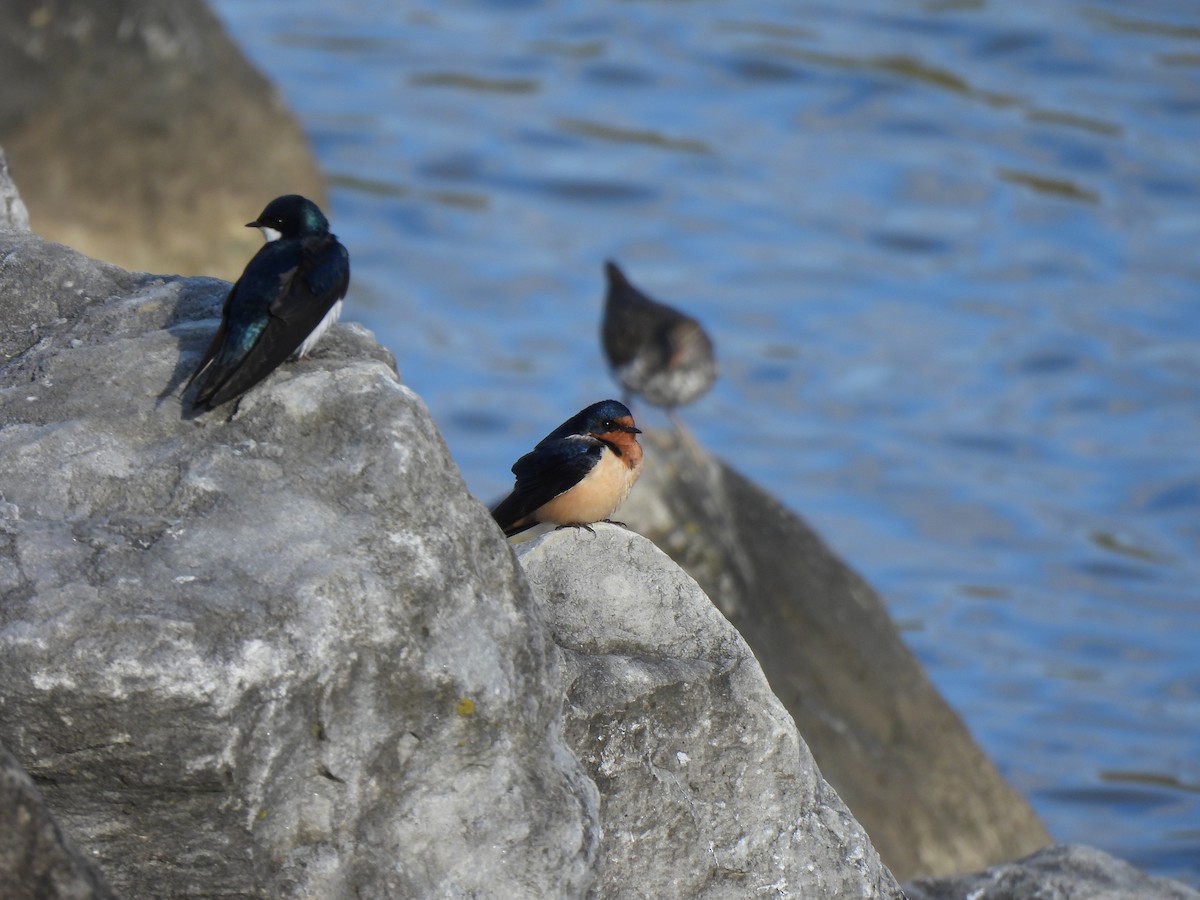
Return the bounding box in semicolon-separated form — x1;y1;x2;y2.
491;400;644;538
186;194;350;411
601;260;716;419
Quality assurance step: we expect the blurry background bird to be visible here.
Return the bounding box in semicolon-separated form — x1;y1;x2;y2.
601;260;716;430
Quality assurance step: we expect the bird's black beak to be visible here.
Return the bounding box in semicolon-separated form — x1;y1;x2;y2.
629;425;643;434
245;221;259;228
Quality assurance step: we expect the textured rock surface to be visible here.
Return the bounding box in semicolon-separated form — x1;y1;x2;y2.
0;147;28;231
0;0;324;278
0;190;597;897
905;844;1200;900
518;526;906;898
617;428;1051;879
0;743;116;900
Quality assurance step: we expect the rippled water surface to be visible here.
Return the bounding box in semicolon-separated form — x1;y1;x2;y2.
211;0;1200;882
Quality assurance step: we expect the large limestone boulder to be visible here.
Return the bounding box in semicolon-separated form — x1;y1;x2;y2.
0;153;903;897
0;0;325;278
618;429;1052;878
519;527;903;898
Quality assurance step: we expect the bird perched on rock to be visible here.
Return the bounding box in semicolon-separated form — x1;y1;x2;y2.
601;260;716;421
186;194;350;411
491;400;644;538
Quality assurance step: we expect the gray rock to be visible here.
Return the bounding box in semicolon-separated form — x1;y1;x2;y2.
517;525;906;899
905;844;1200;900
0;229;143;370
0;146;28;231
0;213;597;896
0;743;117;900
618;429;1051;878
0;0;325;279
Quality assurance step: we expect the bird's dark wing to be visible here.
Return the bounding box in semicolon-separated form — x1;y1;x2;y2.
184;285;235;393
268;234;350;328
490;436;603;536
192;235;349;410
189;261;279;409
602;262;650;368
602;260;687;368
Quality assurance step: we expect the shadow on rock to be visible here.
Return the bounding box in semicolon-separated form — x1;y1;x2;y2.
0;744;117;900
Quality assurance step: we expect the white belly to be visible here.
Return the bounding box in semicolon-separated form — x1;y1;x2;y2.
294;300;343;359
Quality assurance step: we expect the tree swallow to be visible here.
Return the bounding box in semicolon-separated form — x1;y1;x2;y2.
601;260;716;418
491;399;644;537
186;194;350;411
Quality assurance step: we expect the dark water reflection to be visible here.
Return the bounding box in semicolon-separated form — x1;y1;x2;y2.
211;0;1200;883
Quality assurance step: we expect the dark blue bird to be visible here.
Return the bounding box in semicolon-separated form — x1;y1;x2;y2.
491;400;644;538
187;194;350;411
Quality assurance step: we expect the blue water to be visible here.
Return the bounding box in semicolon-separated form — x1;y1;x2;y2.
210;0;1200;883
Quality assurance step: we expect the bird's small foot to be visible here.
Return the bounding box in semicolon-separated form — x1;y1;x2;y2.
555;523;597;536
601;519;629;529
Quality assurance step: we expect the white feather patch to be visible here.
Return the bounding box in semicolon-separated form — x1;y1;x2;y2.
294;300;343;359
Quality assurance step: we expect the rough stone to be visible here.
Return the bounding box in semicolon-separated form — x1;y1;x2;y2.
0;196;597;897
905;844;1200;900
0;147;29;231
517;525;906;899
617;428;1052;879
0;743;117;900
0;0;325;279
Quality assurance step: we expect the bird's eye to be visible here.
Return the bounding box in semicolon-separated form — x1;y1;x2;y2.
602;419;614;430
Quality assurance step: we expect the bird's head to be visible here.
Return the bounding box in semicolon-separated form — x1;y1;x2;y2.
247;194;330;242
582;399;642;459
